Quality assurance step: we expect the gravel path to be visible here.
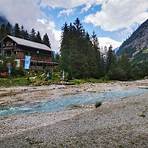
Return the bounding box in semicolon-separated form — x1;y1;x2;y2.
0;107;93;138
0;92;148;148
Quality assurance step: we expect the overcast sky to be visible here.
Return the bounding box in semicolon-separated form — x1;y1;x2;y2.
0;0;148;52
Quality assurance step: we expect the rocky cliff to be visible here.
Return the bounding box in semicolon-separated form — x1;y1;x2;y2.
117;19;148;57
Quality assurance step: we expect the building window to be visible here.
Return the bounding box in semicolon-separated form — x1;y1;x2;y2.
6;42;13;46
5;50;12;56
3;43;6;47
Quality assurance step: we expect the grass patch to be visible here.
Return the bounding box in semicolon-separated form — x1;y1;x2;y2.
0;77;111;87
69;78;111;85
70;79;87;85
0;77;30;87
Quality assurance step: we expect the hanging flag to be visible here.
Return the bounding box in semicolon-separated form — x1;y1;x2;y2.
24;55;31;70
7;63;12;76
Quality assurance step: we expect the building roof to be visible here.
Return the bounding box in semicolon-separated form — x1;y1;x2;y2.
6;35;51;52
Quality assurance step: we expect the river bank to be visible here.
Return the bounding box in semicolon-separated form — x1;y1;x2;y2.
0;79;148;107
0;80;148;147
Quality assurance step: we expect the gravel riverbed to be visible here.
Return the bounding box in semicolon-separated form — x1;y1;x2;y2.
0;80;148;147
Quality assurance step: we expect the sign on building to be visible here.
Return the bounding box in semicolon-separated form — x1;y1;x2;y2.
24;55;31;70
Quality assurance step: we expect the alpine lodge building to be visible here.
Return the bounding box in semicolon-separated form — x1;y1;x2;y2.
0;35;57;70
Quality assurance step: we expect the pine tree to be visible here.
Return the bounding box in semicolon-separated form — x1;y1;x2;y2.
6;23;12;35
106;45;121;80
22;30;29;40
91;31;102;77
30;28;36;41
60;23;71;77
43;33;51;48
20;25;26;38
60;18;102;79
73;18;83;31
54;53;60;63
106;45;116;73
36;31;42;43
0;24;7;40
80;32;91;78
14;23;21;37
118;53;131;80
70;18;85;78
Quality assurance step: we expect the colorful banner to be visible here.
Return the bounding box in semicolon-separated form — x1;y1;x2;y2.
24;55;31;70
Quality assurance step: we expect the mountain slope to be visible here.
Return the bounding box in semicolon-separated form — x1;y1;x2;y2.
117;19;148;57
98;37;121;50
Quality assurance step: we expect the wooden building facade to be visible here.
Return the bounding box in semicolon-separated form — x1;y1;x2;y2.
0;35;57;70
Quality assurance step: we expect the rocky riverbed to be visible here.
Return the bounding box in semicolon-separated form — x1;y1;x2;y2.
0;80;148;147
0;79;148;107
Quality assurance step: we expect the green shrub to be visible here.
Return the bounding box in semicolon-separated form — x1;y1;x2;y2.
107;66;128;81
12;68;25;77
0;64;7;72
51;72;61;81
69;78;110;85
70;79;87;85
86;78;110;83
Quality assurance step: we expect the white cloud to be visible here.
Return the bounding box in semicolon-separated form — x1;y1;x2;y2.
0;0;61;52
37;19;61;51
84;0;148;31
41;0;89;9
0;0;41;29
98;37;122;52
41;0;103;9
80;0;104;13
81;3;92;13
59;9;74;17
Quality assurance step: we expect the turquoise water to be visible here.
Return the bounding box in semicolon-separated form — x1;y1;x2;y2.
0;88;148;116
